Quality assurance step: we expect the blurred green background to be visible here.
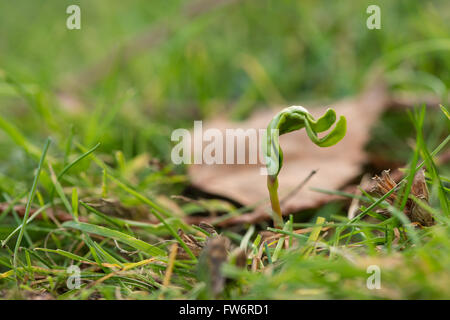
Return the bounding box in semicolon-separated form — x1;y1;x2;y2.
0;0;449;189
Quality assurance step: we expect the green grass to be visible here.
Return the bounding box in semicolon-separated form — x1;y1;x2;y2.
0;0;449;300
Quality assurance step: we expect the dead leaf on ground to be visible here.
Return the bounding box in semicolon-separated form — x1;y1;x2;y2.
188;82;391;225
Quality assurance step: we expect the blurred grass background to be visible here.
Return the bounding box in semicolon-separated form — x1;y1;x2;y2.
1;0;449;165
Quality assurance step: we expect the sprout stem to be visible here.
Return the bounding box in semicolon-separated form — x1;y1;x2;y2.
267;176;283;228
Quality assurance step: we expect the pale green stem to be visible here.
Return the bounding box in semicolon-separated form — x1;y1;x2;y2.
267;176;283;228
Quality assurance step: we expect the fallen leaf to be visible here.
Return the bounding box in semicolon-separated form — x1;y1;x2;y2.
197;235;231;297
188;82;390;224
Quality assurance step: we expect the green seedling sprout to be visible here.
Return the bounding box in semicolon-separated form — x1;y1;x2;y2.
263;106;347;227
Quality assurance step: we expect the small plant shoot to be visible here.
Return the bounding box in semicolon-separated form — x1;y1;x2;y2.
263;106;347;227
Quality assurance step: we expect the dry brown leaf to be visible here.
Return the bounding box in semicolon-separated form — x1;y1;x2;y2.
188;82;390;223
370;169;435;226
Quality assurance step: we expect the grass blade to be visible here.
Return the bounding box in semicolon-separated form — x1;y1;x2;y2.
13;138;51;268
62;221;166;257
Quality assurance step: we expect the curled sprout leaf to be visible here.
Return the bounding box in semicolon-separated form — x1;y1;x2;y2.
264;106;347;177
263;106;347;227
